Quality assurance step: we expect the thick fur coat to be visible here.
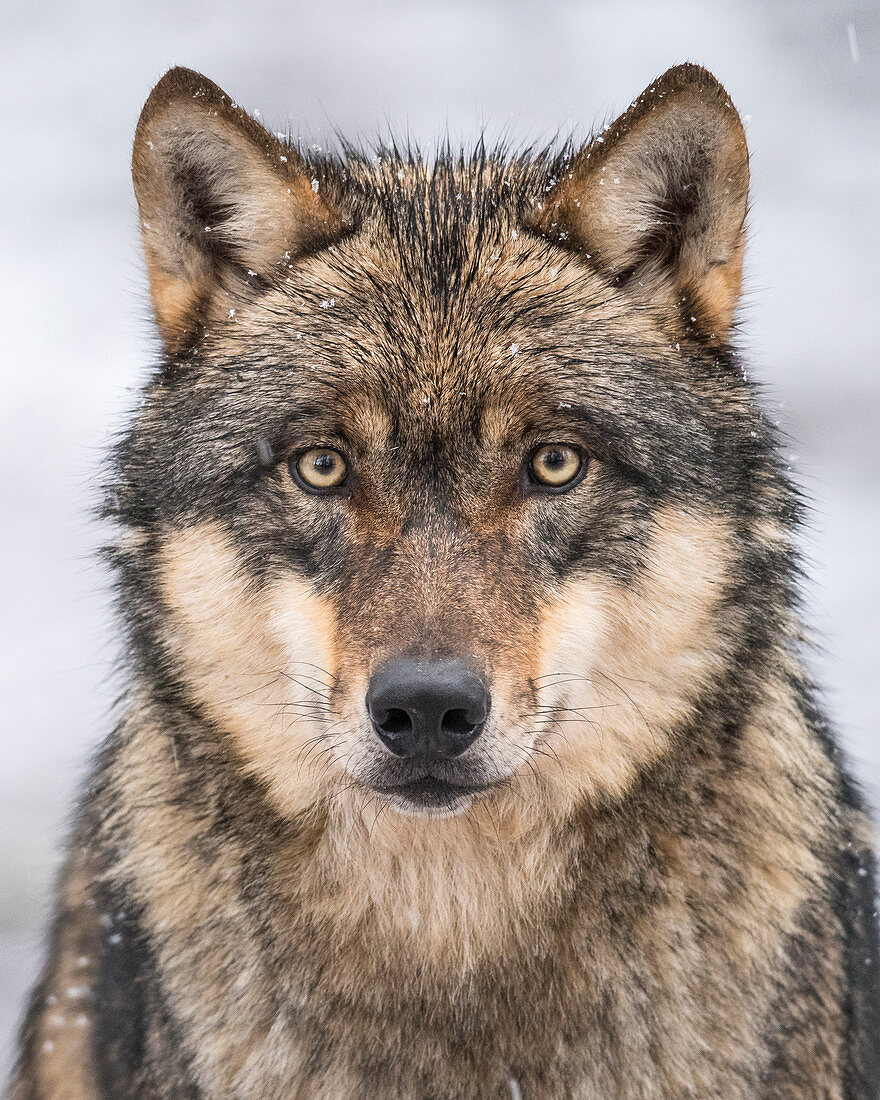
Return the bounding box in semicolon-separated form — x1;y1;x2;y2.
11;63;880;1099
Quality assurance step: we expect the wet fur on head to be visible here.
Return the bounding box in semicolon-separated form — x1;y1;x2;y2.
113;65;776;833
12;63;880;1099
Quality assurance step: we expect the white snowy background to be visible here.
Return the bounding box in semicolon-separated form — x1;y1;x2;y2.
1;0;878;1075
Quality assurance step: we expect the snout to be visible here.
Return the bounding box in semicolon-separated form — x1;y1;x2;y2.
367;658;490;762
364;658;492;813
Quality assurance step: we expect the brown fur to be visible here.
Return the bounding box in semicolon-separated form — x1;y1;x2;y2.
12;62;879;1099
16;676;848;1098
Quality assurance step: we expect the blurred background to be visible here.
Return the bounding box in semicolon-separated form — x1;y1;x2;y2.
1;0;878;1075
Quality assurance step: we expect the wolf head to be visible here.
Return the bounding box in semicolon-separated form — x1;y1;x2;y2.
112;64;794;823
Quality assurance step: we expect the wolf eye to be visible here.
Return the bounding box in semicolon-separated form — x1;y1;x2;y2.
529;445;584;490
292;448;348;492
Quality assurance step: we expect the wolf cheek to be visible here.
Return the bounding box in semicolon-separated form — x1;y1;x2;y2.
157;521;343;816
533;508;734;810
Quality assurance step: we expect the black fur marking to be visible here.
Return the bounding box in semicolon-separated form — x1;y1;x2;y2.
92;889;147;1090
836;844;880;1099
92;883;199;1098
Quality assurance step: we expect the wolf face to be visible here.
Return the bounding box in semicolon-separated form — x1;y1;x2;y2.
116;65;779;825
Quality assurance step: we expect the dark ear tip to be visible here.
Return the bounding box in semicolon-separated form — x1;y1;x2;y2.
648;62;734;107
154;64;212;89
133;67;261;187
136;66;229;134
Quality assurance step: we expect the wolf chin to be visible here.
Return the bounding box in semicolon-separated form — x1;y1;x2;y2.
11;63;880;1099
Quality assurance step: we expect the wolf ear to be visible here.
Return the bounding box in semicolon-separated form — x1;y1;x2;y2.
535;64;749;343
132;67;345;353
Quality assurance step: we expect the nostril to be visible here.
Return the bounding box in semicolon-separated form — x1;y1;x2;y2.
378;708;412;737
441;708;477;736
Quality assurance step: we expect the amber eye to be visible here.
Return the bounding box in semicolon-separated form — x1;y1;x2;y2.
529;444;584;490
292;448;348;492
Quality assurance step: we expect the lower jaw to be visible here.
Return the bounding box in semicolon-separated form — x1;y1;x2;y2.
386;791;477;819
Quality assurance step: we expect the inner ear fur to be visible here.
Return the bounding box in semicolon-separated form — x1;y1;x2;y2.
534;64;749;343
132;66;346;353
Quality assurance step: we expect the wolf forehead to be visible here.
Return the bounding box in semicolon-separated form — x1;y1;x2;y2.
140;170;713;455
193;158;647;367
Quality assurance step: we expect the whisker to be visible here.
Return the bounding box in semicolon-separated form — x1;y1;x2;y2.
534;703;619;714
283;661;340;684
531;677;596;693
274;670;332;701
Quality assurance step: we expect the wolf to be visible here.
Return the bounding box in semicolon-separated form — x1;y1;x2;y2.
10;62;880;1098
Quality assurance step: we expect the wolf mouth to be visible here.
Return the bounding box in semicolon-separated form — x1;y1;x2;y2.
375;775;494;814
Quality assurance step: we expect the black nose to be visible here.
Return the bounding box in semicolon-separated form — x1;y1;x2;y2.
366;659;490;761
